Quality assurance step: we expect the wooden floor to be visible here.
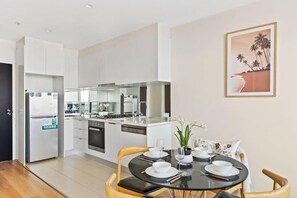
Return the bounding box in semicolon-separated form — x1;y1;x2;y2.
0;160;64;198
27;155;216;198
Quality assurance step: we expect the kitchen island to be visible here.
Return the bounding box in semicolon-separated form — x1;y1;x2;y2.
64;116;172;166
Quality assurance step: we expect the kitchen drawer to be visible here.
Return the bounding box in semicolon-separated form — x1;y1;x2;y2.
74;128;88;139
74;119;88;129
73;137;88;153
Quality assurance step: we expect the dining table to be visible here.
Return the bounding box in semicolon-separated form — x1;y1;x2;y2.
128;150;249;198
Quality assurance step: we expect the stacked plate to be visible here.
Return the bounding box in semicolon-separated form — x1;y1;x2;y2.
145;162;178;178
143;151;168;158
205;160;239;177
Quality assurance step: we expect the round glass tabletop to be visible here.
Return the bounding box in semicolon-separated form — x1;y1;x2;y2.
128;150;248;191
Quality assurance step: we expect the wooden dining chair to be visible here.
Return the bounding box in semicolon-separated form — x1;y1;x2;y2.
214;169;290;198
106;173;154;198
243;169;290;198
116;146;163;197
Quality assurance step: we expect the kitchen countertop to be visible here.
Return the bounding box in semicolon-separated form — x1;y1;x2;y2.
70;116;171;127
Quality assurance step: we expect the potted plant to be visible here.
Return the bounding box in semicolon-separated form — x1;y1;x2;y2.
174;118;206;162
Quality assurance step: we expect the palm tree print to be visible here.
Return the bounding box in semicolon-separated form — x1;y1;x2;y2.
242;59;254;71
237;54;244;62
237;32;271;71
250;44;259;61
256;51;264;69
252;60;260;70
254;33;270;66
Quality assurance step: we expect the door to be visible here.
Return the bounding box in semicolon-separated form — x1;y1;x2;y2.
27;117;58;162
28;92;58;117
0;63;13;161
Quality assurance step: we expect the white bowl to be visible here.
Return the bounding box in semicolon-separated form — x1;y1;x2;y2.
149;147;160;157
212;161;232;173
193;147;208;157
152;162;171;174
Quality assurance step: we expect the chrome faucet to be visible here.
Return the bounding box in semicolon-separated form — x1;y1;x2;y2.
138;101;146;118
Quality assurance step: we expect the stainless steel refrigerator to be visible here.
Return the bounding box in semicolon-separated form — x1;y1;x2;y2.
26;92;58;162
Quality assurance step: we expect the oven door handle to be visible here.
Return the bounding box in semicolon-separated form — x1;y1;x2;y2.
89;127;101;132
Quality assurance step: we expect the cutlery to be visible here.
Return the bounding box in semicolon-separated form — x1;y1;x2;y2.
138;157;154;163
141;170;145;174
234;166;242;170
169;175;182;184
166;174;182;182
200;171;229;181
166;172;187;183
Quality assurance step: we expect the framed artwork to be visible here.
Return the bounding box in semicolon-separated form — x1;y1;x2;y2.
225;22;277;97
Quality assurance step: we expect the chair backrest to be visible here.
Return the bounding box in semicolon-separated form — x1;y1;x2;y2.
116;146;149;184
243;169;290;198
106;173;141;198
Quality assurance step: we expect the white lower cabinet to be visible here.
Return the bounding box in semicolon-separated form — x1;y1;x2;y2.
73;119;88;153
64;118;74;151
104;122;122;163
73;137;88;153
119;127;147;167
71;119;172;167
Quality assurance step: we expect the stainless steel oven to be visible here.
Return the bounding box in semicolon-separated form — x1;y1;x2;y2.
88;121;105;153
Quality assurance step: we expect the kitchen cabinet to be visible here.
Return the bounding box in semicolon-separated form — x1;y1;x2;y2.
78;23;171;87
78;52;100;88
45;42;64;76
119;125;147;167
24;44;46;74
24;37;64;76
73;119;88;153
64;49;78;88
64;118;74;151
104;122;122;163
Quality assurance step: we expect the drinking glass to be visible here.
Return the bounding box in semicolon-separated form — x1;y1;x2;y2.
174;147;185;172
156;139;165;161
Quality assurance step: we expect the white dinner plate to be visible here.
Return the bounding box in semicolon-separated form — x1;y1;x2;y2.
205;164;240;177
192;152;213;159
145;166;179;178
143;151;168;158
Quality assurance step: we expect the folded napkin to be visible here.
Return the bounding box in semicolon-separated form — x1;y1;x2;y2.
235;147;251;192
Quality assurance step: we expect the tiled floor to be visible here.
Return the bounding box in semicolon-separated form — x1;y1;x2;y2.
27;155;130;198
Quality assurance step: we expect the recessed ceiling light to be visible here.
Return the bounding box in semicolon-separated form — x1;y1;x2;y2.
15;22;21;26
85;4;93;9
46;29;52;33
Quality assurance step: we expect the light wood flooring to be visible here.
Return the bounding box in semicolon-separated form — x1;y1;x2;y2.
27;155;127;198
0;160;64;198
27;155;216;198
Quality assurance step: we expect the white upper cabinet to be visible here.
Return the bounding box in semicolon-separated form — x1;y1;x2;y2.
45;42;64;76
23;37;64;76
24;42;46;75
64;49;78;88
78;52;100;88
78;23;171;87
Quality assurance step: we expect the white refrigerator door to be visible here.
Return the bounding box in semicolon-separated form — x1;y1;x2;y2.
29;117;58;162
29;92;58;117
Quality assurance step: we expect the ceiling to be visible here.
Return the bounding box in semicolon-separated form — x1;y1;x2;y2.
0;0;260;49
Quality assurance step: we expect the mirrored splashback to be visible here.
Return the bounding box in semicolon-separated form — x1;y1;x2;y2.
64;82;170;117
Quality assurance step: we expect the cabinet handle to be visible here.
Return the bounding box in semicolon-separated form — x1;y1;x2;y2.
89;127;101;132
108;122;116;125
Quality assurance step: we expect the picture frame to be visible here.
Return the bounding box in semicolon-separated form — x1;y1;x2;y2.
225;22;277;97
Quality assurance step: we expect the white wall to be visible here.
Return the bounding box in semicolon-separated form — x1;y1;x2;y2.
171;0;296;196
0;39;17;159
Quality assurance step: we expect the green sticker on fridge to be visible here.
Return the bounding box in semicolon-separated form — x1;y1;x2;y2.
42;118;58;130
